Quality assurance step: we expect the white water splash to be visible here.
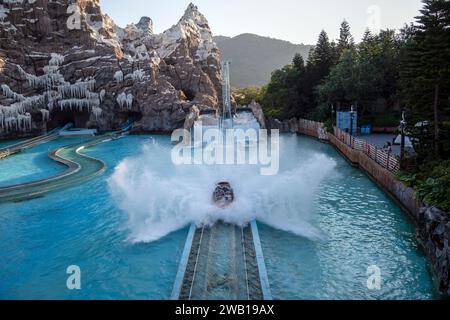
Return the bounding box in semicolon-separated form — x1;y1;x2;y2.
108;138;336;243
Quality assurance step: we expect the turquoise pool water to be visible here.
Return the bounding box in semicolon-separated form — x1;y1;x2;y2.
258;135;440;300
0;138;25;149
0;136;187;299
0;134;441;299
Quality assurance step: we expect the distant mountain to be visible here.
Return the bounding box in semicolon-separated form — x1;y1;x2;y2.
214;33;313;88
214;35;232;46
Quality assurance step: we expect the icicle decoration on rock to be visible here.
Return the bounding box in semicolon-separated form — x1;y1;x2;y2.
0;107;4;132
58;97;100;112
1;84;24;102
49;53;64;67
58;78;96;99
56;77;100;112
130;69;145;81
43;66;60;74
92;107;102;120
4;116;18;133
116;92;133;109
100;89;106;102
17;65;67;89
2;54;104;133
114;71;124;84
0;95;43;133
17;113;32;132
40;109;50;122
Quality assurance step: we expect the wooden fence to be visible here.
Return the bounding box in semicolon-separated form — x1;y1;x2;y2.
334;127;400;173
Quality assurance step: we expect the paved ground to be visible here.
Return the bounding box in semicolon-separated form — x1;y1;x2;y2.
359;133;401;156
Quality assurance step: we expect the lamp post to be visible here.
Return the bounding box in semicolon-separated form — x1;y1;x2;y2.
349;106;355;136
400;111;406;170
331;104;335;127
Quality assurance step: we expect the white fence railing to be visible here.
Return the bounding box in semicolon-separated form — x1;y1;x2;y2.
334;127;400;173
296;120;400;174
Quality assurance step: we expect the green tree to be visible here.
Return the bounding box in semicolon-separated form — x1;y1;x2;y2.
261;30;342;120
292;53;305;72
337;20;355;55
233;86;264;106
361;29;373;43
308;30;335;82
301;31;337;117
400;0;450;159
317;29;403;125
317;48;360;107
261;65;301;119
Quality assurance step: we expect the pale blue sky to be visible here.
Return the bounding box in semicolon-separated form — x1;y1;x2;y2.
101;0;423;44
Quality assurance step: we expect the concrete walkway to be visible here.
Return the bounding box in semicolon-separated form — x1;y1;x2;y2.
359;133;400;157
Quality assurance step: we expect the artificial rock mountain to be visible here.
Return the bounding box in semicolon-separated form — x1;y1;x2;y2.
0;0;222;137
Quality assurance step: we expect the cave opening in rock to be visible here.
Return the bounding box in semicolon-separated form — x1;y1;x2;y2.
164;57;176;66
120;111;143;123
182;89;196;101
47;109;91;130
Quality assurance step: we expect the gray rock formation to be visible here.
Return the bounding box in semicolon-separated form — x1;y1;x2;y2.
248;100;266;129
417;206;450;295
135;17;153;35
268;118;293;133
268;119;283;131
0;1;222;137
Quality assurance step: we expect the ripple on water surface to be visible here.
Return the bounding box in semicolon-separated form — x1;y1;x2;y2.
258;135;439;300
0;136;187;299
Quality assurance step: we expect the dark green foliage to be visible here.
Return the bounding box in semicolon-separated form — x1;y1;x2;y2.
261;65;303;119
233;86;265;106
400;0;450;160
337;20;355;55
309;31;335;80
317;29;403;122
292;53;305;72
369;112;401;127
260;20;404;123
256;1;450;210
260;30;338;120
398;160;450;211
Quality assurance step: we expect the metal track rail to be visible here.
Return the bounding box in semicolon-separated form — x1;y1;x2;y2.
173;221;271;300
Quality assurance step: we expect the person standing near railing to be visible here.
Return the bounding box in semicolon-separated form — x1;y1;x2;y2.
387;142;393;156
382;141;393;155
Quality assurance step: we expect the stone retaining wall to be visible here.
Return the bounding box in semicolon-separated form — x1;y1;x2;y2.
328;134;359;165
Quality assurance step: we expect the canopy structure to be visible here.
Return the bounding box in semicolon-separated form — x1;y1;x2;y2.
415;121;430;127
394;135;413;147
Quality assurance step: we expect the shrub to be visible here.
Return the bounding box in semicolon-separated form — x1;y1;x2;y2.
398;160;450;212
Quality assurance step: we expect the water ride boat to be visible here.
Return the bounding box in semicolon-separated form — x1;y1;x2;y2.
213;182;234;208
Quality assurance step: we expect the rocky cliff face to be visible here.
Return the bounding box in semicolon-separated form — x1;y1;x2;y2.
0;0;222;137
417;206;450;295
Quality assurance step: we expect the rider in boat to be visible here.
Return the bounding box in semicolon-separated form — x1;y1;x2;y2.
213;182;234;208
